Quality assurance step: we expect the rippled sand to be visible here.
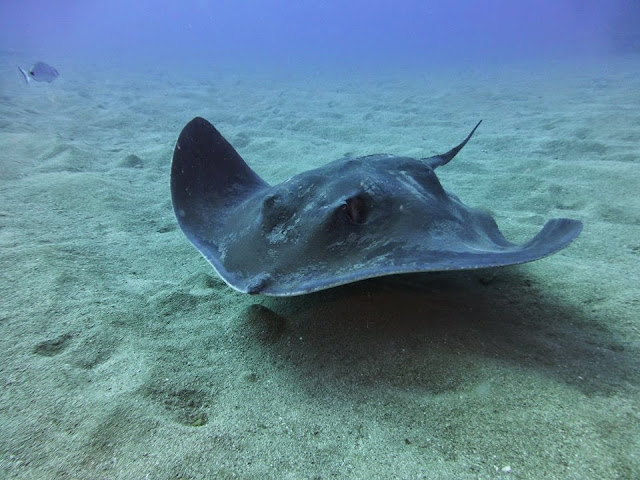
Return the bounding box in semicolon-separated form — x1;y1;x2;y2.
1;55;638;479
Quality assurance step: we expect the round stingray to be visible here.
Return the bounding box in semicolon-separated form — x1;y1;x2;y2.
171;117;582;296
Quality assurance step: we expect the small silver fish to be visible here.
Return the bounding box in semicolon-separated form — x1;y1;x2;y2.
17;61;59;84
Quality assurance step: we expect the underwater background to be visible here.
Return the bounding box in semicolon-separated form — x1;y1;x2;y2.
1;1;639;478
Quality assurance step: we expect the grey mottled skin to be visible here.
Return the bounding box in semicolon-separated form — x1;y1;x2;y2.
171;117;582;296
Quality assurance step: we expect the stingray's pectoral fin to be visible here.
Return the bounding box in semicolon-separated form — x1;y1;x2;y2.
171;116;269;245
171;117;272;295
439;217;582;273
171;118;268;210
515;218;583;262
424;120;482;169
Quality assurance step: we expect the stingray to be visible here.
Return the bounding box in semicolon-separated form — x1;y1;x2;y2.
171;117;582;296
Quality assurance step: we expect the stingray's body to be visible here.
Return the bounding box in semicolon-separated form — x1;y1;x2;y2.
171;117;582;296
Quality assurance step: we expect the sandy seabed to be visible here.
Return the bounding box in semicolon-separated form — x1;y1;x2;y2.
0;54;638;479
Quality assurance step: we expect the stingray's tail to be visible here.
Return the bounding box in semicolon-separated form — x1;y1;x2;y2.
424;120;482;169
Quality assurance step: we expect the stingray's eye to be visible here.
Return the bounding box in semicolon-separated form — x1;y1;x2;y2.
342;195;368;224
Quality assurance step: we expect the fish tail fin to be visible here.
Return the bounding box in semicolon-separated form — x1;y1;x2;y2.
17;66;31;84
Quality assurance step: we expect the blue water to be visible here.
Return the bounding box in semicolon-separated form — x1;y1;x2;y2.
1;0;638;71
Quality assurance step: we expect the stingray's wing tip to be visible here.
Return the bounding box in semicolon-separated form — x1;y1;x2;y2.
523;218;583;256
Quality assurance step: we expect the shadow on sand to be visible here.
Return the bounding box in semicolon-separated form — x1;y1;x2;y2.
236;268;637;398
